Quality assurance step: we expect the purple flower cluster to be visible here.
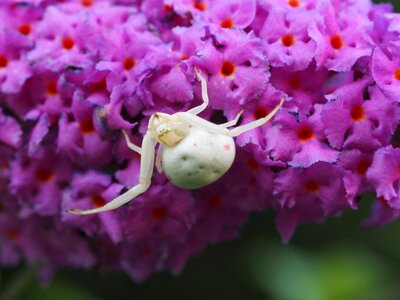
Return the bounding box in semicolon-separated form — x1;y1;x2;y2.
1;0;400;282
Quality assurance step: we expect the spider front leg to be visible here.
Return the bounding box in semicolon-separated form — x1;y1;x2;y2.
220;110;244;128
177;97;285;137
187;67;209;115
155;144;164;173
228;97;285;136
67;133;156;215
122;130;142;154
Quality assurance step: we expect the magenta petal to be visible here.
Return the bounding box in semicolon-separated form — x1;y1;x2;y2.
150;67;193;103
33;182;61;215
115;157;141;188
276;210;298;244
325;46;372;72
208;0;256;29
367;146;400;204
321;99;351;149
1;60;32;94
99;183;124;243
371;47;400;101
0;109;22;148
28;114;50;156
364;199;400;227
57;114;83;158
290;139;339;168
71;171;112;196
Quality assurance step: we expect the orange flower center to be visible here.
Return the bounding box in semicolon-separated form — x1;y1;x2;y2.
208;195;222;209
253;106;269;119
245;157;259;171
5;229;19;241
330;34;343;49
180;55;189;61
220;18;234;28
305;181;319;192
288;75;301;89
49;115;59;124
296;126;315;141
248;177;257;187
143;248;153;256
163;5;173;12
151;207;166;220
350;105;365;122
123;57;136;71
356;160;370;175
18;23;31;35
62;37;75;50
90;79;107;93
36;167;53;182
193;0;206;11
0;55;8;68
79;118;94;134
378;196;391;209
394;69;400;81
91;194;106;208
81;0;93;6
47;81;58;95
288;0;301;7
281;34;295;47
220;61;235;77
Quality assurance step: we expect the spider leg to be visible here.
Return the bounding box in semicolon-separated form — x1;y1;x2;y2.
177;97;284;137
177;112;230;135
228;97;285;137
155;144;164;173
219;110;243;128
67;133;156;215
187;67;209;115
121;130;142;155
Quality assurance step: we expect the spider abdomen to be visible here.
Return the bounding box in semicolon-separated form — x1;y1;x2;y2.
162;127;235;189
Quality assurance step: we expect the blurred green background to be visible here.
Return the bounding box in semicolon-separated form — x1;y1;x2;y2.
3;198;400;300
1;1;400;299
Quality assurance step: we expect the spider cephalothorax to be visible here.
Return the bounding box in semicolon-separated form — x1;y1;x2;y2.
148;113;190;146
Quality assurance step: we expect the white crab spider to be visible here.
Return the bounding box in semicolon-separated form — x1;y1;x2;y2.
67;68;284;215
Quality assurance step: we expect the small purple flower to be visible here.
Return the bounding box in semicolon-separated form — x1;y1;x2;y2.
0;213;27;266
122;185;196;245
322;79;399;151
62;171;124;243
234;84;287;148
309;0;372;71
96;21;162;94
194;28;268;109
270;64;330;113
27;6;99;71
261;0;319;11
371;46;400;101
364;197;400;227
367;146;400;209
57;91;113;166
337;149;373;208
0;109;22;148
0;26;32;94
259;8;319;70
266;105;339;167
368;3;394;47
274;162;347;242
10;149;73;216
201;0;257;29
